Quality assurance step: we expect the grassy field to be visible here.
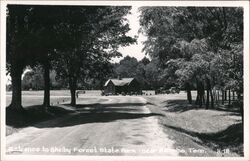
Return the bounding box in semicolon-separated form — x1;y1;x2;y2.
6;90;156;107
6;90;102;107
145;95;243;156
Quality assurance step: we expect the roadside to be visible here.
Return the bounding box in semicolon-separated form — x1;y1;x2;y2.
5;90;105;136
5;92;243;156
6;105;73;136
6;96;178;156
144;94;243;157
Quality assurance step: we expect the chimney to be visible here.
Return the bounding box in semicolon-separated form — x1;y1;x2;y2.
118;75;122;80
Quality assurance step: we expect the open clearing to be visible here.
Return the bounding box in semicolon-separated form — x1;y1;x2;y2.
5;90;243;156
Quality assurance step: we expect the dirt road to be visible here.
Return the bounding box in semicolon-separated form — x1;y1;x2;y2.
6;96;179;156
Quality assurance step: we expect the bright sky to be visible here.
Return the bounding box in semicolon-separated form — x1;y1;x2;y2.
112;6;147;63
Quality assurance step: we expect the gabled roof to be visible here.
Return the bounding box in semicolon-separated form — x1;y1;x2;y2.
104;78;134;87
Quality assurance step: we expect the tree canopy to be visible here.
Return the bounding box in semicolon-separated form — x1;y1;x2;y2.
139;7;243;109
6;5;136;109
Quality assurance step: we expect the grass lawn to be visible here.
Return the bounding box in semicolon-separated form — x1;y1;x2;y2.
5;90;104;136
145;94;243;156
6;90;102;107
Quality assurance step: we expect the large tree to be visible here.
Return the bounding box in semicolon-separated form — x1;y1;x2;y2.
6;5;40;111
7;5;61;111
114;56;139;78
24;6;65;107
7;5;136;108
139;7;243;109
52;6;136;105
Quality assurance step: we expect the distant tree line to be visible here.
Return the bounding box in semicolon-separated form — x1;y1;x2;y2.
19;65;105;91
19;55;159;91
21;66;66;90
6;5;135;111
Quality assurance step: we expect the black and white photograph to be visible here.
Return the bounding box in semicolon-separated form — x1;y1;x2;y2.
0;1;249;160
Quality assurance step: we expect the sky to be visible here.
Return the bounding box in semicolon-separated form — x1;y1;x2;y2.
112;6;147;63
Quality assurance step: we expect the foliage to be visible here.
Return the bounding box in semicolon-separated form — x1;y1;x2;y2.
114;56;139;78
112;56;163;90
22;66;67;90
6;5;136;107
139;6;243;108
50;6;136;98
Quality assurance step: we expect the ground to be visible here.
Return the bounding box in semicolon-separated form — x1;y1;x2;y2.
5;90;243;156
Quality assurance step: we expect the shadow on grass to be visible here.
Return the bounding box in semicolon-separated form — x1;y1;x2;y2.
6;102;163;129
69;102;153;113
73;102;151;108
6;105;74;128
34;102;163;128
164;123;243;156
162;99;242;114
215;104;241;113
162;100;198;113
34;112;163;128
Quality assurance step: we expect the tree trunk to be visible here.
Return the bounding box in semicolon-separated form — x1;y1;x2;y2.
217;90;220;104
202;94;206;106
195;80;204;108
69;77;77;106
186;83;192;104
206;89;209;109
222;90;224;105
237;92;241;100
214;90;217;102
215;90;218;104
228;89;231;108
224;90;227;101
43;63;50;108
241;104;244;125
206;78;214;109
213;90;216;103
201;82;205;108
195;87;200;106
195;93;199;105
70;88;76;106
210;89;214;108
9;66;24;111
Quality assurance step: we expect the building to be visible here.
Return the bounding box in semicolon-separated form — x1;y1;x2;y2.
103;78;141;95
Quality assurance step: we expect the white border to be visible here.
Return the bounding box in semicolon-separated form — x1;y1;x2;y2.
1;1;249;161
1;0;7;160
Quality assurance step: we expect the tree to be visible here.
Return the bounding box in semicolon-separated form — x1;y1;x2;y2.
21;66;66;90
22;67;44;90
6;5;39;111
7;5;136;108
144;59;162;90
6;5;62;110
53;6;136;105
140;57;150;65
114;56;139;78
112;56;157;90
24;6;65;107
139;7;243;110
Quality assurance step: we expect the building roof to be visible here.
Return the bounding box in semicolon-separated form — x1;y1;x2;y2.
104;78;135;87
